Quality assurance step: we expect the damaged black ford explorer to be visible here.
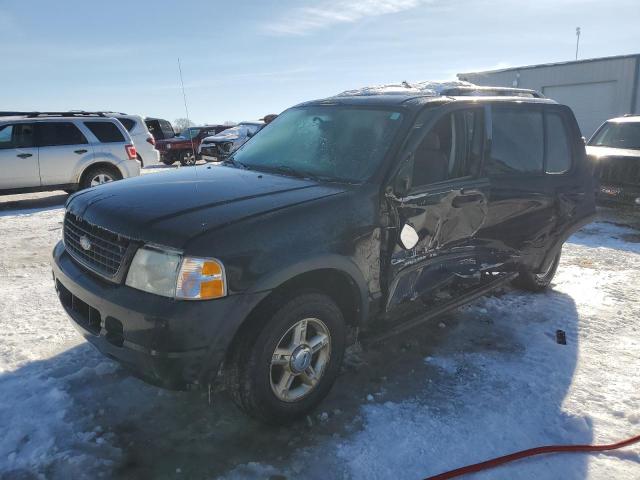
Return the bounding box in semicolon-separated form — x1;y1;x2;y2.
52;87;595;423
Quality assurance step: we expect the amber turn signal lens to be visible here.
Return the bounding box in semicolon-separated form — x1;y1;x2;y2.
176;257;226;300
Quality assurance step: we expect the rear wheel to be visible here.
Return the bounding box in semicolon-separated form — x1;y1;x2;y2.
228;293;345;424
180;150;196;166
512;250;561;292
80;166;122;190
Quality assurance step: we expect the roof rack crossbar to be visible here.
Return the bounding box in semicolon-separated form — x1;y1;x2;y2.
0;110;128;118
439;86;544;98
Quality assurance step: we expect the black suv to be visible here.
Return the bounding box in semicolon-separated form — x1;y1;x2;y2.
52;89;595;423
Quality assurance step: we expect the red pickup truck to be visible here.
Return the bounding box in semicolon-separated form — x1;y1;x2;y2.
156;125;231;166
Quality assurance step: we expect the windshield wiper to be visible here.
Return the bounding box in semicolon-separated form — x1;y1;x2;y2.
222;156;248;169
257;164;328;182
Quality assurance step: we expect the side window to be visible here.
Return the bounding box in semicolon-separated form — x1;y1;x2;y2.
486;107;543;175
84;121;125;143
412;109;484;188
0;124;35;149
117;118;136;132
160;120;175;138
545;112;572;174
38;122;88;147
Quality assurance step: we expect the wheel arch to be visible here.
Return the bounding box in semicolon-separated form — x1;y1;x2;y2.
215;260;369;386
77;161;124;185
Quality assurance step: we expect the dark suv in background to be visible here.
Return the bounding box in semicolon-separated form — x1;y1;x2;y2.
144;117;175;142
52;88;595;424
156;125;231;166
587;114;640;206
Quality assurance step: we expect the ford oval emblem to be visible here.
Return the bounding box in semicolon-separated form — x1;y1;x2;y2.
79;235;92;251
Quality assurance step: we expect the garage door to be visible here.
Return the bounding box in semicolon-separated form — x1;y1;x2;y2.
543;81;618;137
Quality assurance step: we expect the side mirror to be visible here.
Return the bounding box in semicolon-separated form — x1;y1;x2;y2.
581;136;587;145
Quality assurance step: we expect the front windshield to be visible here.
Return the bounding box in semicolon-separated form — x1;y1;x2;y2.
589;122;640;150
180;127;200;139
231;106;404;182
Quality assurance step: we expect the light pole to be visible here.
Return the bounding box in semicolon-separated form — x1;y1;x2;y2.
575;27;581;61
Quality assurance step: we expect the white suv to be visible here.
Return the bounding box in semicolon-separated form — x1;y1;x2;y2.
0;112;140;194
107;113;161;167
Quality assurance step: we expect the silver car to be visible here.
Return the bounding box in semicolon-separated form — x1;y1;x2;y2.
0;112;140;194
198;121;264;162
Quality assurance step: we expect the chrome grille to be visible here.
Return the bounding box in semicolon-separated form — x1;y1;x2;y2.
63;213;130;279
596;156;640;186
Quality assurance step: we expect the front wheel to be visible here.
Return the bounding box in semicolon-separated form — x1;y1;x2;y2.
228;293;345;424
512;250;561;292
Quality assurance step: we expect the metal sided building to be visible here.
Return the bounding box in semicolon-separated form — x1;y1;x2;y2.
458;54;640;137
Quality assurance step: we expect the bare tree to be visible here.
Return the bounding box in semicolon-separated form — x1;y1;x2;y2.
174;117;195;132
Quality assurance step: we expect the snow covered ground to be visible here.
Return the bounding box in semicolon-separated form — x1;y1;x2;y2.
0;181;639;479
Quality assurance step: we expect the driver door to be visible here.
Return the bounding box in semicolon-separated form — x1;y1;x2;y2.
384;105;489;317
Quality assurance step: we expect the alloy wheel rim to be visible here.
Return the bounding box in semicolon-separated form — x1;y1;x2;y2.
184;153;196;165
270;317;331;402
90;174;114;186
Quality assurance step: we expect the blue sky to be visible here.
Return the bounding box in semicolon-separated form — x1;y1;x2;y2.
1;0;639;125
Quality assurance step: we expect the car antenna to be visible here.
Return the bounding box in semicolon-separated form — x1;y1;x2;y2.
177;57;201;197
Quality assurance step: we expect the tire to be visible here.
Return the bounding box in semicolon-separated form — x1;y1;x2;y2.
512;250;561;292
179;150;196;166
80;165;122;190
228;293;346;424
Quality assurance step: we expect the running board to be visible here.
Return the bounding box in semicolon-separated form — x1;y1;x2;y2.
362;272;518;346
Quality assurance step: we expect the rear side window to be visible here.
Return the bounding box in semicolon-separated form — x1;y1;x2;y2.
38;122;88;147
487;107;543;175
0;124;35;149
116;117;136;131
84;121;126;143
545;112;572;174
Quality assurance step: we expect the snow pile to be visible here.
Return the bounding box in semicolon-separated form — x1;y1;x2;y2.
335;80;475;97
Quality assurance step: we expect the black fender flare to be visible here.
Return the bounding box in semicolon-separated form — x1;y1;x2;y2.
246;253;371;325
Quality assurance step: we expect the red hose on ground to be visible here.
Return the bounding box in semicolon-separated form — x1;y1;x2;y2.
424;433;640;480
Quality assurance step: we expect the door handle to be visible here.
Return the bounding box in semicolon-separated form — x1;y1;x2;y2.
74;149;88;154
16;153;33;159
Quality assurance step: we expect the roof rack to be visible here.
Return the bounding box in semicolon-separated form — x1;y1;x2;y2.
439;86;544;98
623;113;640;117
0;110;128;118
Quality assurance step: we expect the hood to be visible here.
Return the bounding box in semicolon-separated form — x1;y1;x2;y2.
66;166;347;250
202;131;241;143
586;145;640;159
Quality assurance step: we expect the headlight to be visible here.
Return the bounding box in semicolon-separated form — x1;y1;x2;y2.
166;144;172;150
125;246;226;300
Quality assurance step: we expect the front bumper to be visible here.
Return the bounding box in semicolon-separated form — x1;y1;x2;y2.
51;241;269;390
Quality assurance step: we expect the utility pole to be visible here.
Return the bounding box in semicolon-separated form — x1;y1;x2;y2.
575;27;581;61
